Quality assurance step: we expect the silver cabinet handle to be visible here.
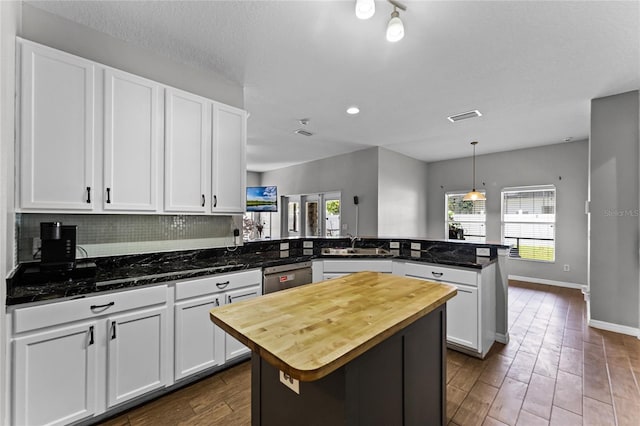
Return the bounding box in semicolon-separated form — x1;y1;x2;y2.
457;289;473;294
431;271;443;277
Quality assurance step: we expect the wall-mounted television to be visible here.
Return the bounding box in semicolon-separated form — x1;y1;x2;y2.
246;186;278;212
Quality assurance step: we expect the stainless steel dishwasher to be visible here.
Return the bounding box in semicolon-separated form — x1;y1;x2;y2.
263;261;313;294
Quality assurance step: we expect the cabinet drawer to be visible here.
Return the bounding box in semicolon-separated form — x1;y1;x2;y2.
322;260;393;273
175;269;261;301
13;285;167;334
404;262;478;286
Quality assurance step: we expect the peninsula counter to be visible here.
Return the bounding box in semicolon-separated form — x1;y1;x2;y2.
210;271;457;426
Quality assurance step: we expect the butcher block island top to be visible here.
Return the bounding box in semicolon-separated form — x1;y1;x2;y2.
210;271;457;382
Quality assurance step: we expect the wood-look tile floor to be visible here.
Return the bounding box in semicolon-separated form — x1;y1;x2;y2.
100;281;640;426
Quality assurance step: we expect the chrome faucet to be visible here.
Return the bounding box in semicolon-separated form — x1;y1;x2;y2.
347;233;360;249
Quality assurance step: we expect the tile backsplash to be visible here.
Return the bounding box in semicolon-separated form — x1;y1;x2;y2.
16;213;242;262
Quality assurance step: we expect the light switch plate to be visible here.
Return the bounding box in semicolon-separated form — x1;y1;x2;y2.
303;241;313;248
280;242;290;250
390;241;400;249
411;250;421;258
410;242;421;251
476;248;490;257
279;371;300;394
280;250;290;258
303;249;313;256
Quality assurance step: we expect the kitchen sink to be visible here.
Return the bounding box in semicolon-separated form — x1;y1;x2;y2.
321;247;393;257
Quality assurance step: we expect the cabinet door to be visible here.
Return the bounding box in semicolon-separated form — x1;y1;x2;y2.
107;306;168;408
19;41;95;210
103;69;159;211
174;295;225;380
446;283;479;350
164;88;209;212
13;322;97;426
224;285;261;360
211;103;246;213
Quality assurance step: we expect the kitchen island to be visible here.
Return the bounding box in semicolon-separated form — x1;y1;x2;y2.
210;271;457;426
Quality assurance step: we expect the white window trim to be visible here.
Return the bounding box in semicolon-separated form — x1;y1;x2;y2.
445;190;487;242
501;184;556;263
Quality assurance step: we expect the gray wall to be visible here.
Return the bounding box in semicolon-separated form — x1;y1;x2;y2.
247;171;262;188
589;90;639;329
427;140;589;286
261;147;379;238
20;4;243;108
378;148;429;238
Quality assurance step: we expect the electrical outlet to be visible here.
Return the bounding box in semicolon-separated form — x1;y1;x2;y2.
342;223;348;230
280;242;289;251
279;371;300;394
410;242;421;251
390;241;400;249
476;248;490;257
563;264;570;272
303;241;313;248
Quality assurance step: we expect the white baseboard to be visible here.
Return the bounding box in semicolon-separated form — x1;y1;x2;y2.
588;318;640;338
495;333;509;344
508;275;585;290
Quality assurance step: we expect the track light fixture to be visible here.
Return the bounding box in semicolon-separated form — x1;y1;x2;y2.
386;0;406;42
354;0;407;42
355;0;375;20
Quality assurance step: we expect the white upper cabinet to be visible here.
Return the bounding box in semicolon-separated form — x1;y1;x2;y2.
211;103;247;213
17;39;246;215
164;88;209;213
19;41;95;210
103;69;160;211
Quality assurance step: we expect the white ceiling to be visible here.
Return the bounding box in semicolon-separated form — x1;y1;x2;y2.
28;0;640;172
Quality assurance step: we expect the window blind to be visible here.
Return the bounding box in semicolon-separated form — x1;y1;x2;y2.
502;185;556;261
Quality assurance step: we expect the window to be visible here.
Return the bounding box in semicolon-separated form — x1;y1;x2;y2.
446;192;486;243
502;185;556;261
281;191;341;238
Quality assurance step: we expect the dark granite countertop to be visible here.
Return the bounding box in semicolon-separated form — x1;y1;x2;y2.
6;238;503;307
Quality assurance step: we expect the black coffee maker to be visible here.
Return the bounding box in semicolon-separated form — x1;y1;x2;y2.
40;222;77;271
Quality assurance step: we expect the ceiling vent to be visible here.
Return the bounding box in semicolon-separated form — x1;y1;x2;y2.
294;129;314;137
447;110;482;123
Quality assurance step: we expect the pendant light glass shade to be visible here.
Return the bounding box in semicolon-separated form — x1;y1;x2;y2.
463;190;486;201
355;0;375;20
386;9;404;42
463;141;486;201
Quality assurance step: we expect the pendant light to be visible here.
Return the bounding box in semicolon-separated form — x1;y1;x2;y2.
355;0;375;20
463;141;486;201
386;6;404;42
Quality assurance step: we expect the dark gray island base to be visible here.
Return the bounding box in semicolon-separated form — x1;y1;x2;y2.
251;304;446;426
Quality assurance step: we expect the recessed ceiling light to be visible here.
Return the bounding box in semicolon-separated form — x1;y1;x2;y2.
347;106;360;115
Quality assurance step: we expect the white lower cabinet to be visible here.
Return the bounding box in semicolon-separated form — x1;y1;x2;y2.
107;306;169;408
174;295;225;380
224;285;261;360
445;284;479;349
402;261;496;358
10;285;169;425
13;321;98;426
173;269;262;379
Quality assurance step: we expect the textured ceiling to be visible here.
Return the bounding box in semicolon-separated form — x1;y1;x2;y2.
28;0;640;171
